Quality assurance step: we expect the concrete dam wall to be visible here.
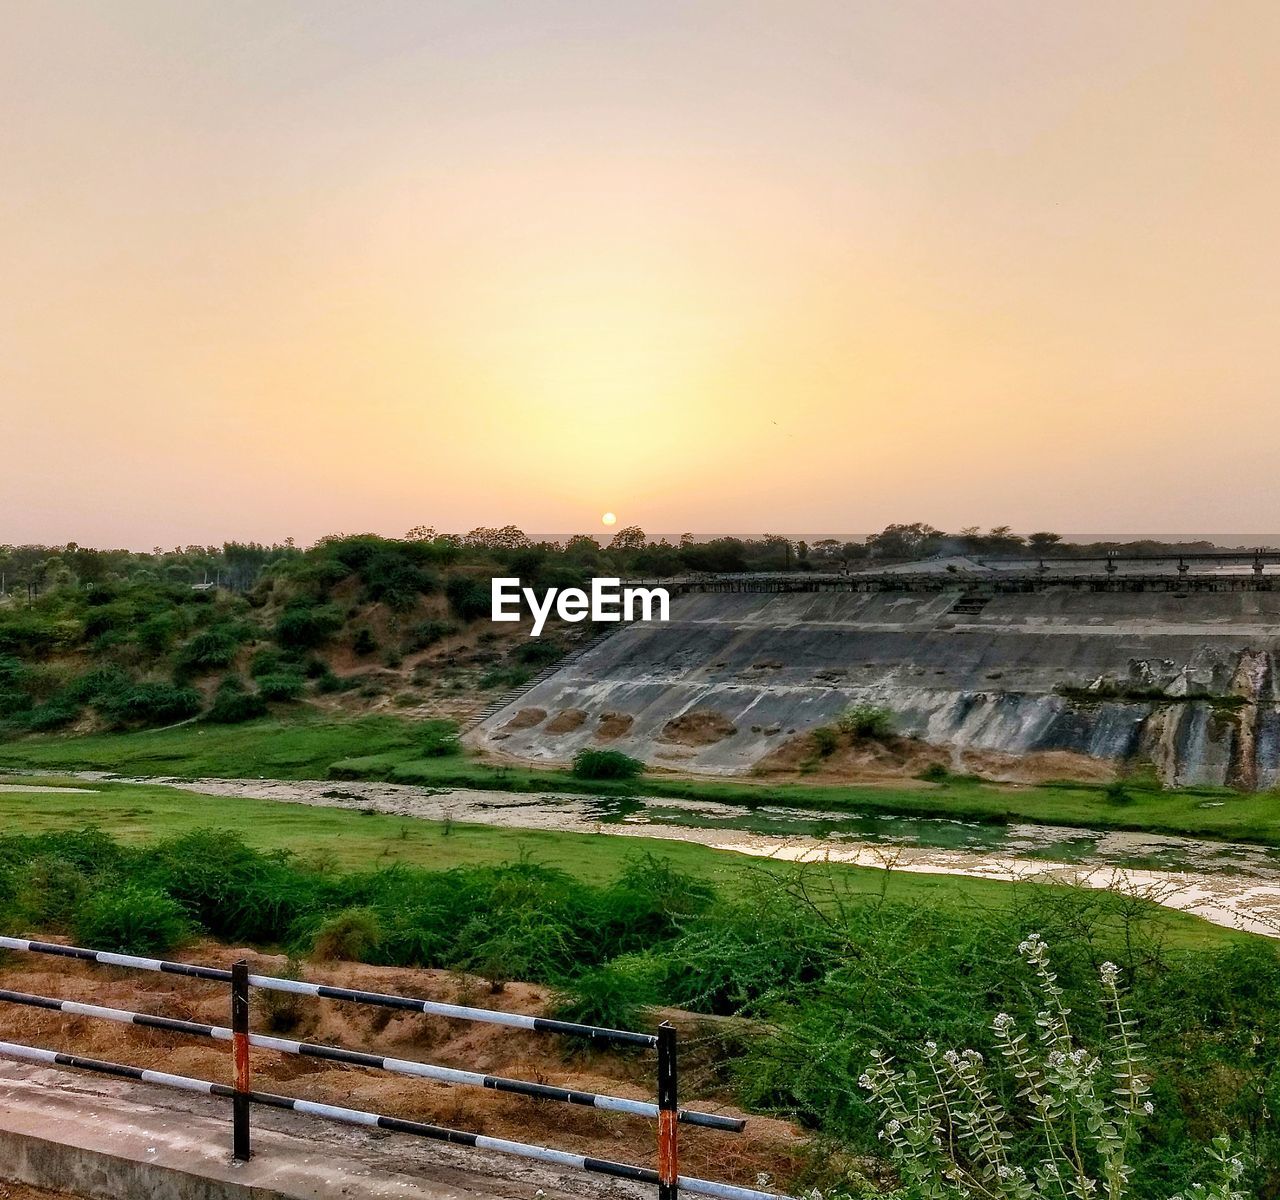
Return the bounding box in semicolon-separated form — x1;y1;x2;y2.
473;589;1280;788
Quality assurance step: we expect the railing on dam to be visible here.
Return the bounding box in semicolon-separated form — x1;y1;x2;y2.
626;571;1280;596
0;935;790;1200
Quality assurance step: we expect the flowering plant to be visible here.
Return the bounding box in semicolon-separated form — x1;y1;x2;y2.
858;935;1250;1200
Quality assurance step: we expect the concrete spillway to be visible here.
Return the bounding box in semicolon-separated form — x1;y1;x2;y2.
473;589;1280;788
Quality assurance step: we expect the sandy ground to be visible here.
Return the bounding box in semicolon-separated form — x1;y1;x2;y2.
70;773;1280;937
0;943;806;1192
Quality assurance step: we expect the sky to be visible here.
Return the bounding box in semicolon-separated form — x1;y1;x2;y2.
3;0;1279;548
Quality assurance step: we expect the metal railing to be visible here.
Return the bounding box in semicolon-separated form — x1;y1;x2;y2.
0;935;791;1200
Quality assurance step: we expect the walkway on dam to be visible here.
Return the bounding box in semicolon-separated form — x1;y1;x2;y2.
0;1059;640;1200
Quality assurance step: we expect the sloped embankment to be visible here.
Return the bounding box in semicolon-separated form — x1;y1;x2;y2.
473;589;1280;788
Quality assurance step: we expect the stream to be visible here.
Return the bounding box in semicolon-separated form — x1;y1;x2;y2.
68;773;1280;937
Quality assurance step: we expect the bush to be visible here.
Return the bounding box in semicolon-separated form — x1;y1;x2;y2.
25;697;81;731
175;626;242;675
273;602;342;650
248;647;286;679
572;749;644;781
811;726;839;757
445;577;490;622
478;665;532;690
99;682;202;729
406;619;458;651
309;907;383;961
836;703;894;739
315;669;358;694
860;935;1251;1200
205;677;268;724
255;672;305;702
552;955;662;1033
917;762;951;783
352;628;378;656
515;638;565;667
72;883;189;955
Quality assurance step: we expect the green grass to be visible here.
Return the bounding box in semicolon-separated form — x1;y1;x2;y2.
0;775;1244;950
4;714;1280;846
0;715;421;779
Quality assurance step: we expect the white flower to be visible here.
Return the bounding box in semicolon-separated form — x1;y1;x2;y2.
1099;961;1121;985
1142;1101;1154;1115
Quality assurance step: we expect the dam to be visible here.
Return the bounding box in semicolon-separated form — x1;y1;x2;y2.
473;577;1280;789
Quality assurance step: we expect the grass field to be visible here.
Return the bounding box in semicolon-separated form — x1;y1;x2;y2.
3;714;1280;845
0;774;1246;950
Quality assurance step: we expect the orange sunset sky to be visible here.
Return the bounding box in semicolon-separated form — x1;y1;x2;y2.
3;1;1279;548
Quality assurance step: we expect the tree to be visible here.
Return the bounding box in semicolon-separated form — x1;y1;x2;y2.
405;525;437;542
867;523;944;561
609;525;646;552
1029;531;1063;554
464;525;531;550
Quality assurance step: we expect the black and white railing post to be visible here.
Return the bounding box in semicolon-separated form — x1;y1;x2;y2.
657;1021;679;1200
231;959;252;1162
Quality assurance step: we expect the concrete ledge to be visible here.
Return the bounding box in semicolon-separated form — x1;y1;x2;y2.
0;1065;625;1199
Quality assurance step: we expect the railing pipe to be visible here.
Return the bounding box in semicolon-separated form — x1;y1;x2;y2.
0;986;743;1131
0;1040;788;1200
0;937;655;1047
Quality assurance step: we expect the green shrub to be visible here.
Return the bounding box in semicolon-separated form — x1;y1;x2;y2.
99;682;202;728
552;955;662;1033
0;613;70;658
478;665;532;690
352;628;378;656
248;647;286;678
515;638;565;667
836;703;895;739
361;553;439;612
917;762;951;783
72;883;189;955
0;689;33;718
175;626;242;675
309;907;383;961
445;577;490;622
135;612;182;658
315;669;358;694
63;664;132;704
571;749;644;781
25;697;81;731
205;677;268;724
811;725;839;757
11;857;91;928
273;602;342;650
255;672;305;702
406;619;457;650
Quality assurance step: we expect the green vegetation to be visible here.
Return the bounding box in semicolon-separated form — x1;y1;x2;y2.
571;747;645;780
860;934;1252;1200
72;881;190;955
5;714;1280;846
0;814;1272;1196
836;702;895;739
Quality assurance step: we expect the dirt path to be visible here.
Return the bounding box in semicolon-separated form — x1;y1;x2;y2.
70;774;1280;936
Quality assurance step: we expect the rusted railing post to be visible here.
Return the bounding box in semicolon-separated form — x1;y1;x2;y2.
657;1021;678;1200
232;959;252;1161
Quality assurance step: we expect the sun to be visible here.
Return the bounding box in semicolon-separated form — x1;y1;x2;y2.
601;512;617;526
